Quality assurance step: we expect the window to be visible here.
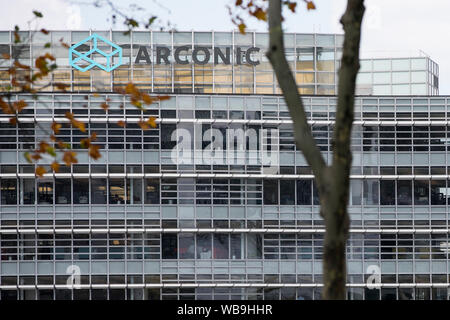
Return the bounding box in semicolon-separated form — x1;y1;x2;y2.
392;59;409;71
127;178;142;204
1;179;17;205
263;180;278;205
145;178;160;204
363;180;379;205
162;234;177;259
397;180;412;205
380;180;395;205
55;179;71;204
296;48;314;71
73;178;89;204
213;234;229;259
109;179;125;204
247;234;262;259
280;180;295;205
38;181;53;204
312;181;320;205
161;124;176;149
21;179;35;204
91;179;107;204
356;72;371;84
411;84;427;95
179;233;195;259
212;178;228;205
297;180;312;205
393;84;410;95
411;58;426;70
179;178;195;204
392;72;409;84
414;180;429;205
373;72;390;84
351;180;362;205
316;35;335;47
316;48;334;71
296;34;313;46
230;234;243;259
196;179;212;204
196;234;212;259
431;180;447;205
373;59;390;71
359;60;372;72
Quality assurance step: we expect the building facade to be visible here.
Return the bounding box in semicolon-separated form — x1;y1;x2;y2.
0;30;448;300
356;57;439;96
0;30;438;96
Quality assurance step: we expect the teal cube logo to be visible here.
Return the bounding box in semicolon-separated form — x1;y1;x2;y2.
69;33;122;72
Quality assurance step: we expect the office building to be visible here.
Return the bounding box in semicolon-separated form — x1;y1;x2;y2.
0;30;447;300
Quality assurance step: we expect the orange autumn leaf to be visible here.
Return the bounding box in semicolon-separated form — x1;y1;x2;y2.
148;117;157;128
51;122;62;134
137;117;157;130
80;137;90;149
63;151;78;166
288;2;297;12
306;1;316;10
31;153;42;161
238;23;246;34
253;8;267;21
89;145;101;160
57;140;70;149
80;132;98;149
157;95;170;101
125;82;140;95
141;93;155;105
35;166;46;177
100;102;109;110
65;112;86;132
130;99;143;108
0;98;12;114
51;161;60;172
60;41;70;49
13;61;31;70
34;53;55;76
38;141;50;153
13;100;27;112
43;52;55;61
8;67;17;75
137;121;149;130
54;82;69;91
35;58;48;73
115;83;166;112
117;120;126;127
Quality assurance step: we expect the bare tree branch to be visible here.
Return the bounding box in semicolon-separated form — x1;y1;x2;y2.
266;0;327;189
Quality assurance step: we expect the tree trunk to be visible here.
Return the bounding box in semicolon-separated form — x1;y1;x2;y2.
321;193;351;300
267;0;365;300
321;0;365;300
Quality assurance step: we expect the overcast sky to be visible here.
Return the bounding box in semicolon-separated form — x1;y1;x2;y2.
1;0;449;94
